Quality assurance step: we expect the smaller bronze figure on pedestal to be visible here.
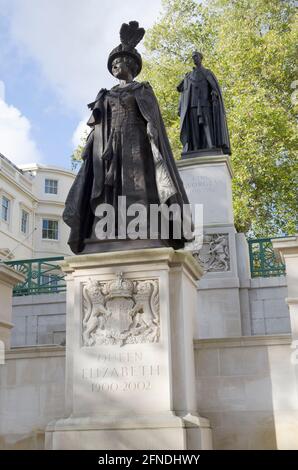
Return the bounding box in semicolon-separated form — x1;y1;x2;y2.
177;51;231;155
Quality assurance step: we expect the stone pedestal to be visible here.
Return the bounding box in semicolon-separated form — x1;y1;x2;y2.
45;248;212;450
273;236;298;340
0;264;25;350
177;153;242;338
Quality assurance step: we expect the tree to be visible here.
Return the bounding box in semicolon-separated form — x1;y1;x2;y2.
71;128;89;171
141;0;298;236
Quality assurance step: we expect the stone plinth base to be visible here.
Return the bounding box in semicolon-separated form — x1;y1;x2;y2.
273;236;298;341
46;414;212;450
181;148;229;159
45;248;212;450
177;155;243;338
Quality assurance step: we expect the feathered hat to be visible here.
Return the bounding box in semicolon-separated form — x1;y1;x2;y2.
107;21;145;77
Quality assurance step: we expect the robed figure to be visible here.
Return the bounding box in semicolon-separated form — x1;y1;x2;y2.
63;22;192;254
177;51;231;154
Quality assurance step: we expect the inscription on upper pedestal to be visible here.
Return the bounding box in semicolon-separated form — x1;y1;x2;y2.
82;273;160;347
183;175;220;195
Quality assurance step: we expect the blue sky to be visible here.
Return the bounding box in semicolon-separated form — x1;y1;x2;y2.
0;0;162;170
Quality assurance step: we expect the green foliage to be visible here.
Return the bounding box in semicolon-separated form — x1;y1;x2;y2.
71;128;89;170
141;0;298;236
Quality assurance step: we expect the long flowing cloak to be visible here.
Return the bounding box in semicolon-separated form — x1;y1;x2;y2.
178;67;231;153
63;82;191;254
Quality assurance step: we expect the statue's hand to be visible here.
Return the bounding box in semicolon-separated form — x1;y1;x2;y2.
147;123;158;142
211;90;218;100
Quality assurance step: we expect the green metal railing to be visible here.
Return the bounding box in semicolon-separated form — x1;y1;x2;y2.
3;257;66;296
248;237;286;278
1;237;287;295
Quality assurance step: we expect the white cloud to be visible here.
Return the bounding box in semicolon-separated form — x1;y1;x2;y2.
72;119;89;149
3;0;162;114
0;80;42;165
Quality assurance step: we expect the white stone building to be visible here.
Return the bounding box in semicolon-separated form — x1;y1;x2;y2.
0;153;75;260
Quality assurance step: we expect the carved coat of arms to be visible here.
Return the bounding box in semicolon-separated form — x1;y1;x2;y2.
193;233;230;272
82;273;160;347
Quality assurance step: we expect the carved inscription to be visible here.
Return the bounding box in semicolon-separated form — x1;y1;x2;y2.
81;351;161;393
183;175;221;195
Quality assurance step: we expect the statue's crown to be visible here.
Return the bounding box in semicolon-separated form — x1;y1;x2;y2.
107;21;145;77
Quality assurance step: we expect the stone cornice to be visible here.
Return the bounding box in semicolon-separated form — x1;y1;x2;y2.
176;154;234;178
6;345;66;359
194;334;292;349
60;247;204;280
0;264;26;286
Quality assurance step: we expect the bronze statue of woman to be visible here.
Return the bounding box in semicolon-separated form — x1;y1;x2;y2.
63;21;192;254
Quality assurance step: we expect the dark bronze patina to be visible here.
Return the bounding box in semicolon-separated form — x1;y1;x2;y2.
177;51;231;155
63;21;192;254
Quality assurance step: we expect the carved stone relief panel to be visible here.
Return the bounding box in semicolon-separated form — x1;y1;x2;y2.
193;233;230;273
82;272;160;347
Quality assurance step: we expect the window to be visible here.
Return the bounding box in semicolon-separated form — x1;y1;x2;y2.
41;274;58;292
45;179;58;194
42;219;58;240
21;209;29;234
1;196;10;222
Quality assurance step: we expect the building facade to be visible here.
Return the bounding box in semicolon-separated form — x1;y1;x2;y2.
0;153;75;260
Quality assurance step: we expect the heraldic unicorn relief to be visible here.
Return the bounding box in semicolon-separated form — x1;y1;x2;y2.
82;272;160;347
193;233;230;273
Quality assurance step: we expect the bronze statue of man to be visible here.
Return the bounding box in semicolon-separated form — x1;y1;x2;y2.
63;21;192;254
177;51;231;154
